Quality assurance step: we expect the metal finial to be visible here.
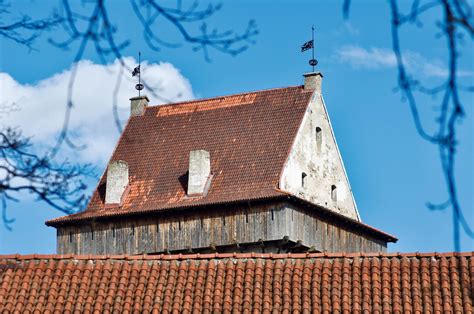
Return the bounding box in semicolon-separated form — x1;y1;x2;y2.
133;51;144;96
301;26;318;71
309;26;318;72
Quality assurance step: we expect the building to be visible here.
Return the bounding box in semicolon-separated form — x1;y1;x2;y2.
1;73;472;313
46;72;396;255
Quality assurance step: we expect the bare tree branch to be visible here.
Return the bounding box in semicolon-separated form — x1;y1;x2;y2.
0;128;93;230
344;0;473;251
0;0;258;229
0;0;62;50
45;0;257;154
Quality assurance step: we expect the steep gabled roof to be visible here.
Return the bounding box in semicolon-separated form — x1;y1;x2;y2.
0;253;472;312
48;86;313;225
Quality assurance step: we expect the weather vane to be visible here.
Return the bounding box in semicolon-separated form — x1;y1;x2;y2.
301;26;318;72
132;52;144;96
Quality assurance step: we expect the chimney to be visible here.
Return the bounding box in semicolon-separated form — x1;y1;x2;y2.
105;160;129;204
303;72;323;93
188;150;211;196
130;95;149;116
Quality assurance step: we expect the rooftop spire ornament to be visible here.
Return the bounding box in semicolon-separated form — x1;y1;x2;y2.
132;52;144;96
301;26;318;72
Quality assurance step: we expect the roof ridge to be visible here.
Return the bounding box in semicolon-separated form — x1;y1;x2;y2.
1;252;472;261
147;85;305;109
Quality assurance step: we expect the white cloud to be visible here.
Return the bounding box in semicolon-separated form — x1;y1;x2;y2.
336;45;396;69
331;22;360;37
335;45;473;78
0;57;194;166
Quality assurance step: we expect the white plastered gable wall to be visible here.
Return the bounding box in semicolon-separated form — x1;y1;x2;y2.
279;90;361;221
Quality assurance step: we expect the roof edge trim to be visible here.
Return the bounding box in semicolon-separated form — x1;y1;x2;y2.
0;251;471;261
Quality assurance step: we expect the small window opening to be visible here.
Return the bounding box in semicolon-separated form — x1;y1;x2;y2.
222;216;226;226
91;229;94;240
302;172;307;188
331;185;337;202
156;223;160;233
271;209;275;221
132;225;135;236
200;217;204;228
316;127;322;153
245;210;249;223
113;226;116;238
69;231;73;243
178;219;182;230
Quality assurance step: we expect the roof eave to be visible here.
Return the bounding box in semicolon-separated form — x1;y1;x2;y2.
46;192;397;243
45;194;288;227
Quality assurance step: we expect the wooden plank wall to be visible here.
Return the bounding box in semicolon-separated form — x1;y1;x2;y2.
284;203;387;253
56;201;387;255
57;203;288;255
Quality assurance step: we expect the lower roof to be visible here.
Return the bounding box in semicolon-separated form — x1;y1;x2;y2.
0;252;472;313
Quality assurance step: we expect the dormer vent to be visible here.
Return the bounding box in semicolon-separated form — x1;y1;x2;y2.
105;160;129;204
188;150;211;196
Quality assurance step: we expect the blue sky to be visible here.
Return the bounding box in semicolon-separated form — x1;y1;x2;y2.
0;0;472;253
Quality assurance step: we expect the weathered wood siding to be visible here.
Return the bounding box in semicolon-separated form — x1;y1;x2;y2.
56;201;387;254
283;203;386;253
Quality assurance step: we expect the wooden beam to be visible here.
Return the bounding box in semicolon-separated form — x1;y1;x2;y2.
209;242;217;253
257;239;265;253
232;240;243;253
287;240;304;253
277;236;290;253
307;245;319;253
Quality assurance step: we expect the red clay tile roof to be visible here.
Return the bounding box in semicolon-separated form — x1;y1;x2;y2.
47;86;313;226
0;252;472;312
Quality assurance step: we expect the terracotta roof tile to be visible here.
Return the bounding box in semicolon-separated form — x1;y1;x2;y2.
1;253;472;312
47;86;313;225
